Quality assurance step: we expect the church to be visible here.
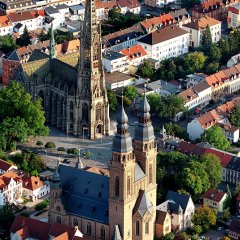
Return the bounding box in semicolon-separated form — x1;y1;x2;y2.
49;92;157;240
15;0;110;139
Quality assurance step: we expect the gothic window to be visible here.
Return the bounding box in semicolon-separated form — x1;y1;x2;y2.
70;112;74;121
82;103;88;121
136;220;140;236
96;103;101;120
70;101;74;110
56;206;61;212
87;222;92;235
73;218;78;226
127;176;131;195
115;176;119;197
100;226;105;239
144;144;147;151
145;222;149;234
149;164;153;184
56;216;61;224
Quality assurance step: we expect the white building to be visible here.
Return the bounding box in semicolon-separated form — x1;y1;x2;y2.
95;0;117;21
22;176;50;201
0;159;17;175
117;0;141;14
102;50;129;73
156;0;181;8
227;53;240;68
69;4;85;21
138;26;189;62
0;15;13;36
186;73;207;88
156;191;195;232
181;16;221;48
0;171;22;205
147;80;180;96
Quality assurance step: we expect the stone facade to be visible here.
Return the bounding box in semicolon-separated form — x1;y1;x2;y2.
15;0;110;139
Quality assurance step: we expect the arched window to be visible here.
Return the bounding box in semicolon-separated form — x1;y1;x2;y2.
149;164;153;184
70;111;74;121
127;176;131;195
73;218;78;226
115;176;119;197
87;222;91;235
136;220;140;236
56;216;61;224
96;103;101;120
100;226;105;239
145;222;149;234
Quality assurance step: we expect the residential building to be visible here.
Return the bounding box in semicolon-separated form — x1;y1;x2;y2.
117;0;141;14
192;0;238;21
155;210;171;238
226;157;240;184
69;4;85;21
10;215;84;239
147;80;180;96
120;45;148;73
228;3;240;28
102;50;129;73
227;53;240;67
139;14;174;33
0;159;17;175
156;191;195;233
228;220;240;239
181;16;221;48
105;71;134;90
169;9;191;27
155;0;180;8
0;15;13;36
0;171;22;205
22;175;50;201
186;73;207;88
138;26;189;62
102;24;146;51
95;0;117;21
202;188;227;212
217;123;239;143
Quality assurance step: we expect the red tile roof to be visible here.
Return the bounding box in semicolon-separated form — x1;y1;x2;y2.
95;0;117;9
203;188;226;202
177;141;205;155
205;70;228;87
0;159;16;171
22;176;44;191
30;9;46;18
192;0;223;13
117;0;140;8
0;15;12;28
0;171;21;190
8;11;35;23
120;44;147;61
204;148;233;167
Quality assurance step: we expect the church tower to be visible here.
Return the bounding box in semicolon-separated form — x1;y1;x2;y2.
76;0;110;139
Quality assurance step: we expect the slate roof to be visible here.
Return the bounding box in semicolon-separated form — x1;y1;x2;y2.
138;26;188;45
227;157;240;171
45;6;59;15
0;159;16;171
103;50;125;60
58;164;109;224
135;163;146;182
113;225;122;240
155;210;168;224
229;219;240;234
169;8;190;19
166;190;191;214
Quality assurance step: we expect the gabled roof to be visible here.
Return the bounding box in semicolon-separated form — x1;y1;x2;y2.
0;159;16;171
203;188;226;202
179;87;198;103
8;11;35;23
177;141;205;155
113;225;122;240
95;0;117;9
0;15;12;28
22;175;45;191
166;190;191;213
117;0;140;9
138;26;188;45
0;171;21;190
229;219;240;234
169;8;190;19
135;163;146;182
155;210;168;224
192;0;223;13
120;45;147;61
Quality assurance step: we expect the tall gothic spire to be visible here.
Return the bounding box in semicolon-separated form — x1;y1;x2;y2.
134;89;154;142
50;23;56;59
112;96;133;153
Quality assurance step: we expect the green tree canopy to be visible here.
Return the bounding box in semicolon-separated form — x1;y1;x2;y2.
229;105;240;127
202;25;212;47
0;81;49;151
146;93;161;113
123;86;137;101
203;125;231;151
192;205;217;233
184;51;206;72
165;122;189;140
107;90;118;112
162;232;175;240
137;61;154;78
16;26;31;46
0;35;18;54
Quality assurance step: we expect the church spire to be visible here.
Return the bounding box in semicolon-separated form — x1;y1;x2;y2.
50;23;56;59
112;95;133;153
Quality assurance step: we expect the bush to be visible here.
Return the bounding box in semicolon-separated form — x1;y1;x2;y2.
36;141;44;146
57;147;65;151
45;142;56;149
67;148;79;155
35;199;49;211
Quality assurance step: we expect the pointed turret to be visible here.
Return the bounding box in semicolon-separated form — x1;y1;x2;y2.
112;225;122;240
134;90;154;142
51;164;61;189
50;23;56;59
112;98;133;153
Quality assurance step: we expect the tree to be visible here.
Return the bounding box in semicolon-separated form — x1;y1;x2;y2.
0;82;49;151
219;37;230;64
0;35;18;54
202;25;212;47
206;44;222;63
45;142;56;149
123;86;137;101
0;203;19;234
137;61;154;78
235;181;240;195
184;51;206;72
203;125;231;151
36;140;44;146
158;95;186;120
181;0;200;9
162;232;175;240
108;8;120;20
229;105;240;127
192;205;217;233
67;148;79;155
107;90;118;112
206;62;219;74
146;93;161;113
222;209;230;223
123;96;131;106
165;122;189;140
17;26;31;46
201;153;222;188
